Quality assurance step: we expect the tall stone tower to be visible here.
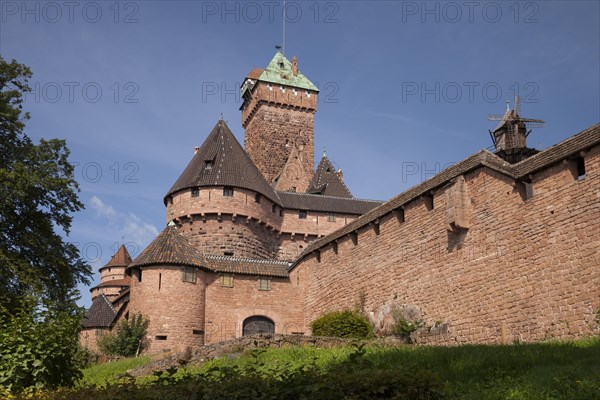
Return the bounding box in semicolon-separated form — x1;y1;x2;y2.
241;52;319;192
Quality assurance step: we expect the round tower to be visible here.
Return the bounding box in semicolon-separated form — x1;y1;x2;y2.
164;119;282;259
126;223;207;353
90;244;132;301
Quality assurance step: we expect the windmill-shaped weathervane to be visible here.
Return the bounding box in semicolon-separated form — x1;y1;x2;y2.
488;96;545;163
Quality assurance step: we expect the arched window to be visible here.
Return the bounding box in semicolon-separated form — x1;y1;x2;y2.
242;316;275;336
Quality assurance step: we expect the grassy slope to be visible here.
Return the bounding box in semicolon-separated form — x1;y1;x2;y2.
21;338;600;399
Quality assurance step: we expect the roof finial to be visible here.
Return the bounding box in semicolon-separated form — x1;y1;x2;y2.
506;99;510;112
322;147;327;158
220;113;224;120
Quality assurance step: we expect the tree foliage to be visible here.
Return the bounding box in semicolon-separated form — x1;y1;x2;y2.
98;314;149;357
0;297;85;392
311;310;374;339
0;55;90;308
0;56;91;392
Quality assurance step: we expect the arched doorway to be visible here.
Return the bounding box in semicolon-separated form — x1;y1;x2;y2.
242;316;275;336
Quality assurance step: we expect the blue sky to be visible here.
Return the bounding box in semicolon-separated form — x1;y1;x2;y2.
1;1;598;308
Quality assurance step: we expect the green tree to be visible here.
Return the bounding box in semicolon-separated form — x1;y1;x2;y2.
98;314;149;357
0;56;91;309
0;56;91;391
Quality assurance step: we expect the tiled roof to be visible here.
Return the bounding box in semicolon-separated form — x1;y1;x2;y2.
128;224;205;269
82;294;117;328
204;255;290;278
290;123;600;269
100;244;132;269
255;52;319;92
307;154;353;198
246;67;264;80
165;119;280;204
277;191;383;215
91;278;130;291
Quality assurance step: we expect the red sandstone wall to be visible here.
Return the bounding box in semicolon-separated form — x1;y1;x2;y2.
128;266;206;353
203;273;304;343
296;145;600;344
167;187;360;260
245;103;315;184
99;266;126;282
79;328;107;353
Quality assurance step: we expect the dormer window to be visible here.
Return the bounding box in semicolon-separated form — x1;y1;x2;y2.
293;88;297;96
205;160;213;171
267;84;273;91
280;86;285;93
278;61;284;69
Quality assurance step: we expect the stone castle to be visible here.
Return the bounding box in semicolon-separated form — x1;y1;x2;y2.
80;52;600;353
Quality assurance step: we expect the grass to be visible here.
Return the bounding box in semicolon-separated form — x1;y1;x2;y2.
15;337;600;399
77;355;152;387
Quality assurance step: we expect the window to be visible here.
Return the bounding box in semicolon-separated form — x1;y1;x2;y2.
576;157;586;180
167;196;173;205
138;269;143;282
205;160;213;170
424;194;434;211
255;193;261;203
299;210;307;219
327;213;336;222
192;329;204;335
223;186;234;197
290;186;296;192
258;277;271;291
182;267;197;283
221;274;233;288
272;204;276;213
224;251;234;256
155;335;167;341
191;188;199;197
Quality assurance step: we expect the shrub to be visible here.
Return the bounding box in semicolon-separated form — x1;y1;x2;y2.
391;306;423;342
97;314;148;357
0;296;85;392
311;310;373;339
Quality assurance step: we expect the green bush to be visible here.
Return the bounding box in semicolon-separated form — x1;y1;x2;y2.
0;297;85;392
97;314;148;357
311;310;373;339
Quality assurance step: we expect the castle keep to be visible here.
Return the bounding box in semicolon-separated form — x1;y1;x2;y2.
81;52;600;353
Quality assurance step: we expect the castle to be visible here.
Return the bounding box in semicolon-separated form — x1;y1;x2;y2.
80;52;600;353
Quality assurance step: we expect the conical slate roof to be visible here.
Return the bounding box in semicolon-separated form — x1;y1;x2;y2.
101;244;132;269
307;154;353;198
82;294;117;328
165;119;280;204
128;224;205;269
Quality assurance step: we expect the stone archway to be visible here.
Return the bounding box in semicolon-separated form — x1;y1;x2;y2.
242;316;275;336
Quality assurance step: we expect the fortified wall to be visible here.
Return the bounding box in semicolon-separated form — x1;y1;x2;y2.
292;127;600;344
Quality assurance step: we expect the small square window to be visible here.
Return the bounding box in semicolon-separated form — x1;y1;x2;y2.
299;210;307;219
191;188;199;197
258;277;271;291
327;213;336;222
205;160;213;170
221;274;233;288
182;267;197;283
223;187;234;197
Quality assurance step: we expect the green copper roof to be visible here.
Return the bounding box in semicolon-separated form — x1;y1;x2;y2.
256;52;319;92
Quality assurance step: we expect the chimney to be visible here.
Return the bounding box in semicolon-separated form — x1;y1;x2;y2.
291;56;298;76
337;169;344;180
194;146;200;154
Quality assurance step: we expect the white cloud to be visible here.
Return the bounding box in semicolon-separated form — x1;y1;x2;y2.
89;195;159;246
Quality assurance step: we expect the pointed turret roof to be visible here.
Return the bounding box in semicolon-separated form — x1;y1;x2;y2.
128;224;205;269
307;154;353;198
241;52;318;97
101;244;132;269
82;293;117;328
165;119;280;204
